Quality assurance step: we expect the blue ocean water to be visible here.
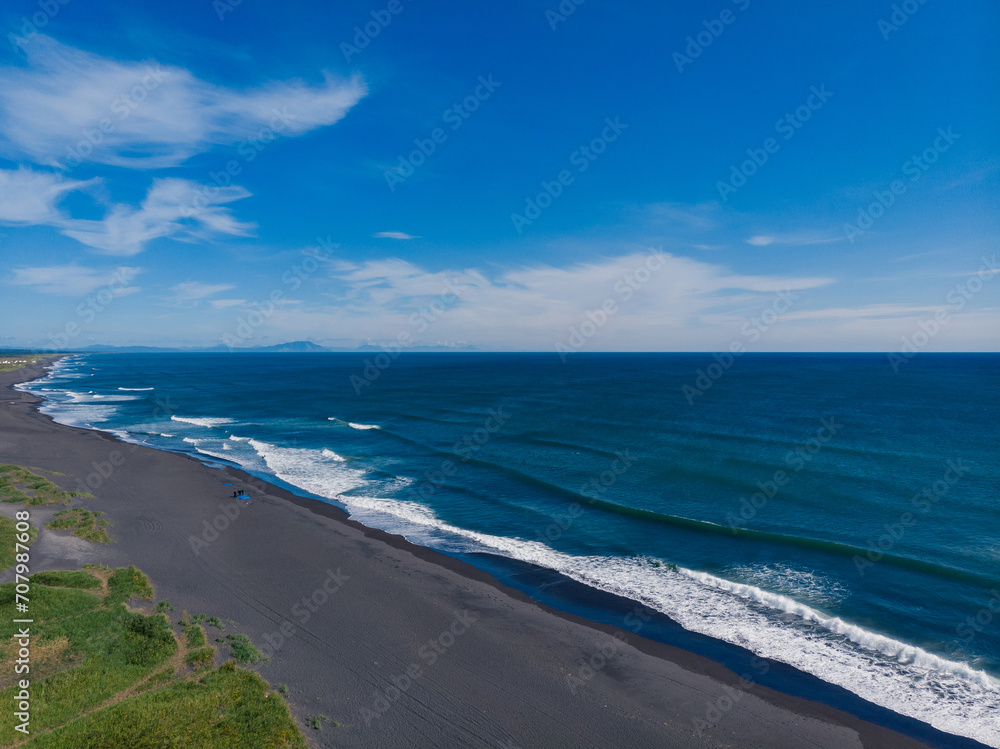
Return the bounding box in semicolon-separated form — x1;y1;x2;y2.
18;352;1000;746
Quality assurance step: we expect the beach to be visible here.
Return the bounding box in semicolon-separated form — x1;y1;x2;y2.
0;359;959;749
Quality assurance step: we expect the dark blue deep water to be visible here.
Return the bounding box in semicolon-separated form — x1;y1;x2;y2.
19;352;1000;745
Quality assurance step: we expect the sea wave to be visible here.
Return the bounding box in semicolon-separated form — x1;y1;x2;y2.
170;416;236;428
328;417;381;430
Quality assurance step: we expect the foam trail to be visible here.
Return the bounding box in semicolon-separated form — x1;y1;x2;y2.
170;416;236;428
328;417;381;430
119;387;154;391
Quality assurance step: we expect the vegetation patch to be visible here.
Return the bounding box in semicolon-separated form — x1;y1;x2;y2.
0;515;37;571
21;662;306;748
0;465;89;506
30;571;101;590
227;634;266;664
44;509;110;544
0;566;305;747
185;621;207;649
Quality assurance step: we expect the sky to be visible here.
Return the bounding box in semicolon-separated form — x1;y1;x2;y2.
0;0;997;352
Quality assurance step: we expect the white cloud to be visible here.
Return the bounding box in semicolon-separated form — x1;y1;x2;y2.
0;168;254;254
0;167;95;225
59;178;255;255
210;298;247;309
9;264;141;296
373;231;420;240
246;250;834;350
745;232;842;247
0;36;367;169
169;281;235;305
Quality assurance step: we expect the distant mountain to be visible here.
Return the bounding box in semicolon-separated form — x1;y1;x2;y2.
8;341;482;354
250;341;328;352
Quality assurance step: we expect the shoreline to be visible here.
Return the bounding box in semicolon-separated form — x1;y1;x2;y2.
1;358;986;749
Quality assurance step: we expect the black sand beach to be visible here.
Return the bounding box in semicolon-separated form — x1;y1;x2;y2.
0;360;953;748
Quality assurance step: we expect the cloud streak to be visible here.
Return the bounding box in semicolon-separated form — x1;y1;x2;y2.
9;264;141;296
0;36;367;169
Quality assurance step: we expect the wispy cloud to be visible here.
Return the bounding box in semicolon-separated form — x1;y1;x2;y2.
209;298;247;308
0;36;367;169
60;178;255;255
252;250;835;349
0;167;96;225
745;232;842;247
9;264;141;296
373;231;420;240
0;168;254;255
168;281;235;307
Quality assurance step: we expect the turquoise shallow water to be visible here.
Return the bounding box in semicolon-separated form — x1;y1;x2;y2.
18;352;1000;746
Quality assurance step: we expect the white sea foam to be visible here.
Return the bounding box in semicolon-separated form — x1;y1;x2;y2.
37;403;118;428
67;391;140;403
328;417;381;430
170;416;236;428
118;387;154;391
228;435;251;442
247;439;366;497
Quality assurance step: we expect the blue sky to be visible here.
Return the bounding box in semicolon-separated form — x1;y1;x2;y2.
0;0;997;351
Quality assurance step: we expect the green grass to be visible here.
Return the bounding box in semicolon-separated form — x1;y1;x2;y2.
185;647;215;669
23;662;306;748
105;566;154;605
30;570;101;590
0;514;37;571
0;465;89;506
185;622;207;649
226;634;266;664
45;509;110;543
0;566;306;747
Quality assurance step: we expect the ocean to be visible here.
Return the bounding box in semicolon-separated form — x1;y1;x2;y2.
16;352;1000;747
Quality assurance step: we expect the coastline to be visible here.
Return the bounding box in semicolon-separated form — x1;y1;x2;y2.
0;358;984;749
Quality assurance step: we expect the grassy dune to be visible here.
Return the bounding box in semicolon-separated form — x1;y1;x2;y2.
0;566;305;747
